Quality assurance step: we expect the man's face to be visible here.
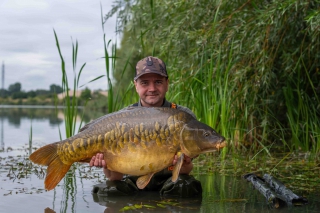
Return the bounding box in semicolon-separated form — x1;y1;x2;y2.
134;73;169;107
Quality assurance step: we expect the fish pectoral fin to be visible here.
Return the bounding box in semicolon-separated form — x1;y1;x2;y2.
172;152;184;182
136;173;155;189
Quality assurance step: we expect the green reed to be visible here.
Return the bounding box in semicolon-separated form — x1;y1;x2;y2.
53;6;121;137
54;30;87;212
54;30;86;138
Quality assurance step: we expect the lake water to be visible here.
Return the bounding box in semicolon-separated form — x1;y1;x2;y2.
0;106;319;213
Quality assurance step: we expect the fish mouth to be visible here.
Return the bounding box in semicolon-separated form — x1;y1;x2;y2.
216;140;227;150
201;139;227;153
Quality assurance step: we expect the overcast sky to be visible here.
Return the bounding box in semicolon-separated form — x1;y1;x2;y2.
0;0;119;92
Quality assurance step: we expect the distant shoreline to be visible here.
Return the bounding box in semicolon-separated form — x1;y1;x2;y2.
0;105;84;109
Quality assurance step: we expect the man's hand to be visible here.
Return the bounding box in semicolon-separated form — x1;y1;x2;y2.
89;153;123;181
172;154;196;175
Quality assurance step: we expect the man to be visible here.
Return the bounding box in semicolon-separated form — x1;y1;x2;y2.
90;56;202;197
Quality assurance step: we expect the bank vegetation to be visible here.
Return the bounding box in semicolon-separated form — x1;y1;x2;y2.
103;0;320;154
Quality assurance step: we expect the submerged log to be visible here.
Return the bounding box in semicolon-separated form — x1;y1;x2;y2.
243;173;308;208
243;173;284;208
263;174;308;206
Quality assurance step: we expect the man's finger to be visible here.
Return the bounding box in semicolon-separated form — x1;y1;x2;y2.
89;156;96;167
96;153;101;160
94;156;100;167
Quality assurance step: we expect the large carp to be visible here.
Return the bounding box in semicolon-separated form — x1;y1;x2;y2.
29;107;226;191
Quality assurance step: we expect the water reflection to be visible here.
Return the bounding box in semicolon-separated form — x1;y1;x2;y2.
0;115;4;151
0;107;64;127
0;107;64;152
197;173;316;213
60;171;77;213
40;172;317;213
92;191;202;212
0;106;104;151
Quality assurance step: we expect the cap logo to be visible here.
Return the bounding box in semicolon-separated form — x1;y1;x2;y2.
147;57;153;66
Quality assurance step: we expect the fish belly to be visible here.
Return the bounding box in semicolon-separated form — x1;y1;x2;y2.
104;145;177;176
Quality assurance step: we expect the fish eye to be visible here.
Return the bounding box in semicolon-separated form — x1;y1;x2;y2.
204;132;210;137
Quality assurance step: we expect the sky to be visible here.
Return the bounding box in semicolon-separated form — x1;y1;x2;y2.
0;0;119;92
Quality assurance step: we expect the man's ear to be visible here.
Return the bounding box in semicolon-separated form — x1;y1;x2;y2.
134;80;138;91
166;78;169;91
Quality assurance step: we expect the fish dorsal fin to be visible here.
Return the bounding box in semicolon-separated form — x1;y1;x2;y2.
136;173;155;189
172;152;184;182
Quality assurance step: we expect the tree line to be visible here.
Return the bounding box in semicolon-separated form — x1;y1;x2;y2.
0;82;63;99
0;78;107;110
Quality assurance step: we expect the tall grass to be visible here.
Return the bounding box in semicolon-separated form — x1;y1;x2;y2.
172;46;237;157
106;0;320;155
283;73;320;152
54;30;86;138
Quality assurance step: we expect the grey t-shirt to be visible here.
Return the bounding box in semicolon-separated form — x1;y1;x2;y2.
124;99;197;119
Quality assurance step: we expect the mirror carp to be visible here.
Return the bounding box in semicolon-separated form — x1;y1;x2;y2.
29;107;226;191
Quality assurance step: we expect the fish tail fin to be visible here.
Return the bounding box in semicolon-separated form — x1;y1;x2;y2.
29;143;71;191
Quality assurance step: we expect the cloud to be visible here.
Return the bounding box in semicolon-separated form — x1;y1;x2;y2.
0;0;119;91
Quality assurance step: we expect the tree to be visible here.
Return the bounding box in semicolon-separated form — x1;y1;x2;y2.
80;87;91;100
12;91;27;99
50;84;63;94
27;90;37;98
8;82;21;93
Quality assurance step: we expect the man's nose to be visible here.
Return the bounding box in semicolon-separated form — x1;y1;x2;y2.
148;82;157;91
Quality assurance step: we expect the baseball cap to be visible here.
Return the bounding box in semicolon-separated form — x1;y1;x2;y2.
134;56;168;80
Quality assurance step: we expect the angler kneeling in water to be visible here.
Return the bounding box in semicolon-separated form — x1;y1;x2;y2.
90;56;204;197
